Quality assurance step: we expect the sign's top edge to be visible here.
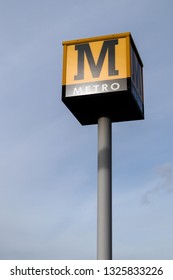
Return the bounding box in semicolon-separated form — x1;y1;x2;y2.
62;32;131;46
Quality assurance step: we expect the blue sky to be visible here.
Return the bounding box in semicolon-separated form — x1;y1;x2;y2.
0;0;173;260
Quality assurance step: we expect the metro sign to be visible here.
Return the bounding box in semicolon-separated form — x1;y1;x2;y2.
62;32;144;125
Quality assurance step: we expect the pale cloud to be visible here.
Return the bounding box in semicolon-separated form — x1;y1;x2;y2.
141;162;173;205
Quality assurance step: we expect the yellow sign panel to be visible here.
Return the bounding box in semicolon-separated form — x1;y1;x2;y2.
63;35;130;85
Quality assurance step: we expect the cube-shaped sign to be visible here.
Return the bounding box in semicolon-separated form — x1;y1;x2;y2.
62;32;144;125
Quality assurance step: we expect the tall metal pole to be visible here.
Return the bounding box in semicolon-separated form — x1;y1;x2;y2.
97;116;112;260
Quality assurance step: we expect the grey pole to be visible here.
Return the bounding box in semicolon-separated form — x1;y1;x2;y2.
97;116;112;260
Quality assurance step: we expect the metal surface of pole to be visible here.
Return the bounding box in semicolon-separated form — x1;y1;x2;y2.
97;116;112;260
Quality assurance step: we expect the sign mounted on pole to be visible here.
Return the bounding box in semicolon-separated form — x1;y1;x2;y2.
62;32;144;125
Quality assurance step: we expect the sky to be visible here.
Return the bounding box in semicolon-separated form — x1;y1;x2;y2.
0;0;173;260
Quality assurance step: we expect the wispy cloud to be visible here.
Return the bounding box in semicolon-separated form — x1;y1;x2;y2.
141;162;173;205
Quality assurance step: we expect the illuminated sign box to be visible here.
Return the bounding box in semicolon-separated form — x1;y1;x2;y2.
62;32;144;125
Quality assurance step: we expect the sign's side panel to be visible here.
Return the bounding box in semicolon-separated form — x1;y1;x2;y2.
125;34;131;80
130;39;144;116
